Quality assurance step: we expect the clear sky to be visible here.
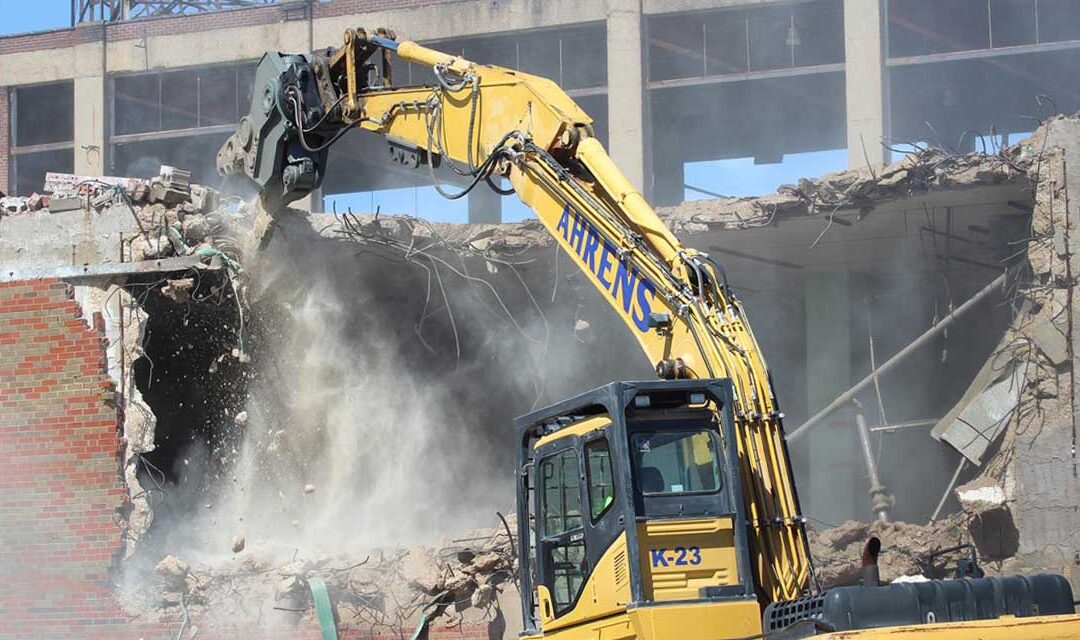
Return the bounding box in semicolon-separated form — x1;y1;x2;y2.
0;1;72;36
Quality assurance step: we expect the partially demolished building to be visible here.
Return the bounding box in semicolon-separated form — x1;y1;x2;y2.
4;114;1080;637
4;0;1080;638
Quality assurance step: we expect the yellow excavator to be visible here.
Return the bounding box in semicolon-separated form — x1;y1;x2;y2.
217;28;1080;640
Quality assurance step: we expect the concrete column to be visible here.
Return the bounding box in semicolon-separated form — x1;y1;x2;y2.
606;0;646;192
73;37;106;177
843;0;887;169
468;183;501;224
804;271;859;524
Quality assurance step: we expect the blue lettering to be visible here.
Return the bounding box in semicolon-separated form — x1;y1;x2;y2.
555;205;570;241
689;546;702;565
650;549;669;568
632;278;657;332
611;261;637;313
569;213;587;254
596;243;614;289
582;229;600;272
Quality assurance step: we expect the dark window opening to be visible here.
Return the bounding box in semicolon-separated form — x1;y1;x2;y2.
885;0;1080;57
632;430;721;495
1037;0;1080;44
161;70;199;131
12;82;74;147
12;148;73;196
991;0;1038;48
112;63;255;137
888;0;991;57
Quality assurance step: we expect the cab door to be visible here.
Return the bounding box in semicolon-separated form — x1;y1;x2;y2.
533;425;633;632
535;446;588;622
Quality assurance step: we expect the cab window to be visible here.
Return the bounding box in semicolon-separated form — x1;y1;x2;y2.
585;438;615;521
541;448;582;535
539;448;586;614
632;430;721;495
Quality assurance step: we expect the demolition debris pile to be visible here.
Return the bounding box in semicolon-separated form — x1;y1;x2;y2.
124;516;518;636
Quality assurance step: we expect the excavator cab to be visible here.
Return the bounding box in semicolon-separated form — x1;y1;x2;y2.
514;380;1079;640
514;379;764;640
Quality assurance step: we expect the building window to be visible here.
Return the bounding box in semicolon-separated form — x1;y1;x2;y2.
648;0;844;83
9;82;75;195
112;62;255;137
13;82;74;147
887;0;1080;59
109;62;255;185
406;24;608;92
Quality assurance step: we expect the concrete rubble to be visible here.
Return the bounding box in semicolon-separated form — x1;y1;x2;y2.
122;516;518;637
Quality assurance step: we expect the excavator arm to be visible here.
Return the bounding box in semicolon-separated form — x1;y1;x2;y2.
217;28;812;605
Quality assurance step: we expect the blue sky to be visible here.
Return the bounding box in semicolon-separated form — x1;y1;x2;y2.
0;1;71;35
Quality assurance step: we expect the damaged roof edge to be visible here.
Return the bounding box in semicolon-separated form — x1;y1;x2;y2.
657;128;1046;235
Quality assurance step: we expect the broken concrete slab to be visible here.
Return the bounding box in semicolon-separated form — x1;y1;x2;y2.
932;359;1024;464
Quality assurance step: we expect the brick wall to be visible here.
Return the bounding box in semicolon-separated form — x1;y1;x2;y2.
0;278;158;639
0;277;495;639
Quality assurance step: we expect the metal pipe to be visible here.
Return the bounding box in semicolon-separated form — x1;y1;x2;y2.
861;537;881;586
857;412;891;524
869;418;937;433
928;457;966;525
788;272;1006;442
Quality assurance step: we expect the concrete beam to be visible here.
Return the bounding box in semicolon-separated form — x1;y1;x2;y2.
843;0;887;168
607;0;646;192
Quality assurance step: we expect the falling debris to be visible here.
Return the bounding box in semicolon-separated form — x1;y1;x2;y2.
161;278;195;304
231;535;245;554
233;411;248;427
